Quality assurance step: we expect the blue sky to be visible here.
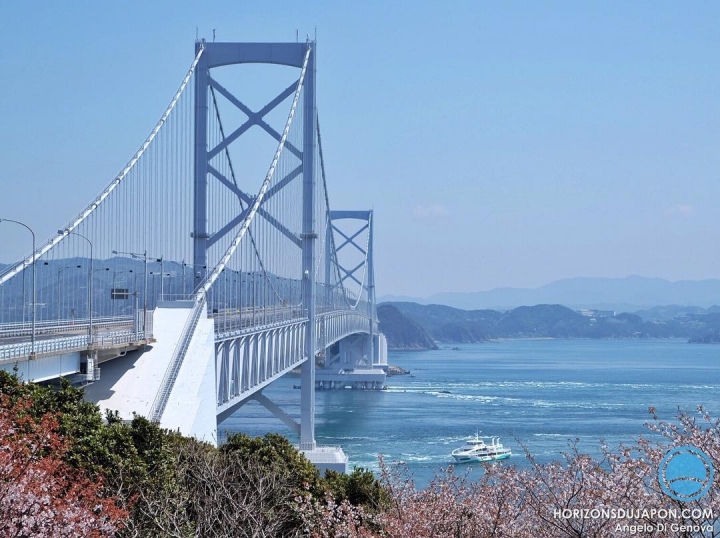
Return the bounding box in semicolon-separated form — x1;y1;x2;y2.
1;1;719;297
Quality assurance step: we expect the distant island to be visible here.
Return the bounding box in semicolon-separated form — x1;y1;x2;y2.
378;302;720;350
379;275;720;312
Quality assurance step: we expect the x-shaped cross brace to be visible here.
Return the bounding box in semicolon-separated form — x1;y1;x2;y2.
208;77;303;161
332;223;370;287
203;76;305;249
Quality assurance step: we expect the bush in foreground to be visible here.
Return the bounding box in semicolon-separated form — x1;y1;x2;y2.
1;370;718;537
0;371;389;537
0;392;127;536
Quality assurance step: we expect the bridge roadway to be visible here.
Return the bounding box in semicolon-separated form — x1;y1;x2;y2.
0;302;352;360
0;304;377;393
66;302;383;461
0;317;149;365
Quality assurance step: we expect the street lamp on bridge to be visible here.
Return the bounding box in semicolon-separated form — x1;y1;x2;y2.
112;249;148;338
111;269;133;317
149;271;172;305
1;218;36;356
58;229;94;347
165;259;188;297
45;262;82;320
156;256;165;301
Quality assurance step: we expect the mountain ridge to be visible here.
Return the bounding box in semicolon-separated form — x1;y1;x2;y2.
380;301;720;344
379;276;720;311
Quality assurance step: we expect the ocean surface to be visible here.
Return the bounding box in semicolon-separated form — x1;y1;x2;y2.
219;339;720;487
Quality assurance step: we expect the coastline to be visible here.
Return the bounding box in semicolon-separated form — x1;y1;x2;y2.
386;364;410;376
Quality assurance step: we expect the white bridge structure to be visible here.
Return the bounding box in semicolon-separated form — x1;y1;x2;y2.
0;41;387;472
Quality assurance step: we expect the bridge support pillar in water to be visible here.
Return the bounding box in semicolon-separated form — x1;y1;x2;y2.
300;446;348;474
251;386;348;473
315;333;388;390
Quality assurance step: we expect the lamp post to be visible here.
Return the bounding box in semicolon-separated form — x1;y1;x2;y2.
156;257;164;301
182;260;187;296
59;230;93;346
149;271;157;305
1;218;36;355
131;272;143;338
113;269;132;295
50;264;81;320
165;259;187;299
113;249;148;338
112;269;132;317
93;267;111;318
21;262;26;326
149;270;171;306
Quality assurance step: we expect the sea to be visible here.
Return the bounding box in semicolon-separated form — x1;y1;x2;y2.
218;338;720;487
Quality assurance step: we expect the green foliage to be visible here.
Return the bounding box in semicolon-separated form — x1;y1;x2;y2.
324;467;391;512
0;371;390;536
0;373;105;467
128;414;177;487
383;301;719;342
0;372;178;514
222;432;323;494
0;371;174;490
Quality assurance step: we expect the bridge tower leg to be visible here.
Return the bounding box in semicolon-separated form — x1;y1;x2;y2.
300;46;317;451
191;40;326;455
193;39;209;288
368;210;375;365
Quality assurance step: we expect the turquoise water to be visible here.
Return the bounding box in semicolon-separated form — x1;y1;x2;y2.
219;339;720;486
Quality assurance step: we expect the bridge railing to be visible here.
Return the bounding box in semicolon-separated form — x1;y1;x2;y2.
212;304;373;344
0;329;151;363
211;304;305;334
317;309;373;350
0;316;135;338
214;315;310;344
159;294;197;302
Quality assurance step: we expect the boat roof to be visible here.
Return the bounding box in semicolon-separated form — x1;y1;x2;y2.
466;435;500;445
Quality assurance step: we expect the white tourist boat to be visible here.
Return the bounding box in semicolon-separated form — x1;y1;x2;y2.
451;434;512;463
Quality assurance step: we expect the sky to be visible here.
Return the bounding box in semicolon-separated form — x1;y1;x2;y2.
1;1;719;298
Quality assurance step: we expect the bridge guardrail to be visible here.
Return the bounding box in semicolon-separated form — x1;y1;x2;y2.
0;316;135;338
160;294;197;302
215;316;309;342
316;310;373;349
210;305;305;333
214;309;373;351
0;329;151;363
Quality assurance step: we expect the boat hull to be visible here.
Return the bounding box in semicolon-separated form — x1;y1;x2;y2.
451;435;512;463
452;452;511;463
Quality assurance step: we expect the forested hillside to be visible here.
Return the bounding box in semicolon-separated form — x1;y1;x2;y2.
381;302;720;344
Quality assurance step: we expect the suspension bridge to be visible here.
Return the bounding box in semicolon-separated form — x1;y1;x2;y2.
0;40;386;472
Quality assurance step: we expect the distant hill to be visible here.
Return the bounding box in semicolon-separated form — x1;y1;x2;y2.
377;304;437;350
379;276;720;311
385;302;501;343
380;302;720;343
632;305;720;322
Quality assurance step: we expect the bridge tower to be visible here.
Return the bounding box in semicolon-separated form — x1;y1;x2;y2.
316;210;388;388
192;41;320;451
0;40;379;474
